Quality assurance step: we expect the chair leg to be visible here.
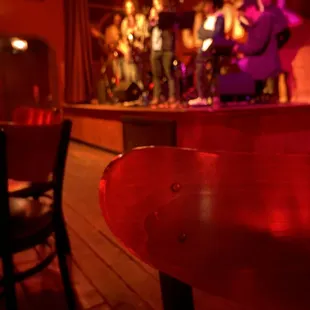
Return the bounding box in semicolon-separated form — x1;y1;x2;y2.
57;215;72;255
2;253;18;310
56;245;76;310
159;272;195;310
53;198;75;308
60;227;71;255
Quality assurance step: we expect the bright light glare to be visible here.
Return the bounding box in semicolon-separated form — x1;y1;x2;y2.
11;38;28;51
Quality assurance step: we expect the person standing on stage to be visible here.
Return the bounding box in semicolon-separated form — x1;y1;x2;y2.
120;0;149;89
149;0;176;105
233;0;281;82
104;13;123;81
239;0;290;48
188;0;225;106
104;13;122;48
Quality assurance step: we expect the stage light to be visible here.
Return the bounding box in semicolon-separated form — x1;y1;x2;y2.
10;38;28;51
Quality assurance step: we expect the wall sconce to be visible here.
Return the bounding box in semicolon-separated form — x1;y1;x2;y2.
11;38;28;52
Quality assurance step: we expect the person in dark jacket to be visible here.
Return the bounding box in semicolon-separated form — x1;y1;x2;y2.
234;0;281;82
149;0;176;105
188;0;225;106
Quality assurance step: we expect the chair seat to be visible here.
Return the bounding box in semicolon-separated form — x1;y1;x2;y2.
9;179;53;198
9;197;53;251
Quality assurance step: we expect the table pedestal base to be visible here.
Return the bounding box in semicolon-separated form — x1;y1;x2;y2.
159;272;194;310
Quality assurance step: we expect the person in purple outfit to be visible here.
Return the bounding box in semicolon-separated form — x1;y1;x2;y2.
233;0;281;83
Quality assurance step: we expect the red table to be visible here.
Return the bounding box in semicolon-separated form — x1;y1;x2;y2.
99;147;310;310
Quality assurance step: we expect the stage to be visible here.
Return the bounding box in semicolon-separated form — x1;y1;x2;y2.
63;101;310;155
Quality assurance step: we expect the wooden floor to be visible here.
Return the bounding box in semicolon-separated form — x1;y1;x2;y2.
0;142;240;310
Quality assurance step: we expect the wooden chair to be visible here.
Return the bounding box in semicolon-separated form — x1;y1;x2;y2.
99;147;310;310
0;120;75;310
9;107;63;198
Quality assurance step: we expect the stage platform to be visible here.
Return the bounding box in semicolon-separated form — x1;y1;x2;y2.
63;101;310;155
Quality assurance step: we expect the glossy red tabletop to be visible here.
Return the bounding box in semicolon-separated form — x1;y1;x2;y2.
99;147;310;309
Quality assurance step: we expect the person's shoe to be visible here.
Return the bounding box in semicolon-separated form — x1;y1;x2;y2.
150;98;159;105
188;97;207;106
168;97;176;104
207;97;213;105
123;101;137;107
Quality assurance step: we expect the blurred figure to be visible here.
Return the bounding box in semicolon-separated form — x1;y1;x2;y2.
261;0;290;48
149;0;176;104
233;0;281;81
104;13;123;80
180;3;205;50
120;0;149;88
188;0;225;106
261;0;291;95
192;2;206;48
104;13;122;46
222;0;246;40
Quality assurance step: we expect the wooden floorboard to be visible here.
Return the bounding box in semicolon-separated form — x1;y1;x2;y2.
0;142;241;310
62;143;158;279
65;206;161;309
63;142;162;309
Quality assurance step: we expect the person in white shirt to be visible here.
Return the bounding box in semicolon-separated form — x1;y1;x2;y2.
188;0;225;106
149;0;176;105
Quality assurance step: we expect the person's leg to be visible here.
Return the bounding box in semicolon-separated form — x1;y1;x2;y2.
131;62;144;90
204;56;218;103
162;51;176;102
197;52;208;99
118;58;125;82
264;77;275;95
197;62;207;98
122;60;132;83
151;51;162;104
188;52;207;105
112;58;121;82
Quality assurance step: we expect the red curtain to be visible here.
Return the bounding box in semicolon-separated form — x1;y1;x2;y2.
64;0;93;103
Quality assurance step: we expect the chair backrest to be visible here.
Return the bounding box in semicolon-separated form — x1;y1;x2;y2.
0;120;72;183
99;147;218;258
12;107;62;125
99;147;310;305
0;120;72;263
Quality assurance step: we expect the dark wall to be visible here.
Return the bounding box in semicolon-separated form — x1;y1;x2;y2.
0;0;64;105
0;39;50;120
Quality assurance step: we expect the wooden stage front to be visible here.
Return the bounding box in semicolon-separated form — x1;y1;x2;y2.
64;102;310;155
